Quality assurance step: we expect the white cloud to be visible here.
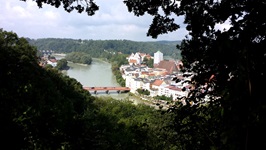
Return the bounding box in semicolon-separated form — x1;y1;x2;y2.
12;5;31;18
44;11;60;20
0;0;187;41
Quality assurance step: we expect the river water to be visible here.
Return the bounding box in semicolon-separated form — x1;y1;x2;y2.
66;59;119;87
54;55;129;100
54;54;147;104
54;54;166;107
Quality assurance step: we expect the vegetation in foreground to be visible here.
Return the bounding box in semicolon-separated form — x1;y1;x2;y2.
0;29;179;149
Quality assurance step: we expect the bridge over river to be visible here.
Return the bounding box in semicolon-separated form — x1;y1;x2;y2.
84;87;130;94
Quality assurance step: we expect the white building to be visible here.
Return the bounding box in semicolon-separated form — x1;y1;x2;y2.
47;59;57;67
130;78;143;93
159;85;188;100
141;78;151;91
127;52;143;65
154;51;163;64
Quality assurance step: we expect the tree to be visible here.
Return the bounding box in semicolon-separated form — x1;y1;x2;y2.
143;57;153;68
136;88;150;96
65;52;92;65
0;29;95;149
22;0;99;16
123;0;266;149
55;58;69;70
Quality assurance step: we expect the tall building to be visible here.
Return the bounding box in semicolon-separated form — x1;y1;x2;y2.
154;51;163;64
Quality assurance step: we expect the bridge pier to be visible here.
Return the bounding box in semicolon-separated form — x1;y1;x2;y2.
84;87;130;94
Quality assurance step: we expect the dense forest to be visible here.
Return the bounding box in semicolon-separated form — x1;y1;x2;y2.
27;38;182;58
55;58;69;70
65;52;92;65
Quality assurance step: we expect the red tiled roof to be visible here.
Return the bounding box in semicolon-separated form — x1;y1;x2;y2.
141;72;149;75
152;79;164;86
139;53;146;56
166;86;182;91
49;59;57;63
154;60;178;74
129;59;137;63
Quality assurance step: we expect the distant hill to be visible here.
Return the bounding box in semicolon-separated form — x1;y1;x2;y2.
154;40;181;45
27;38;181;58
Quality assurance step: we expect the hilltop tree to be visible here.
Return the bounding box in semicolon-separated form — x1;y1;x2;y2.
22;0;99;15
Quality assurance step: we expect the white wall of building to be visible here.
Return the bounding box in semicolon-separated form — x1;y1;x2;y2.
47;60;57;67
158;86;188;100
154;51;163;64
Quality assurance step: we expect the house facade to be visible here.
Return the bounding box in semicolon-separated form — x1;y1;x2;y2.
154;51;163;64
127;52;151;65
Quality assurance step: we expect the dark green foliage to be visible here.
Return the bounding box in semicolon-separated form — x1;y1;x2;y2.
168;101;223;150
0;29;95;149
91;97;179;150
55;58;69;70
22;0;99;16
124;0;266;149
110;53;128;87
142;57;154;68
65;52;92;65
154;95;172;101
137;88;150;96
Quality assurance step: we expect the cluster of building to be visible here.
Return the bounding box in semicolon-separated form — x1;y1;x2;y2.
121;51;193;102
38;50;58;67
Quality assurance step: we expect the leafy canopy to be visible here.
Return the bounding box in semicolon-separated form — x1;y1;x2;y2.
22;0;99;15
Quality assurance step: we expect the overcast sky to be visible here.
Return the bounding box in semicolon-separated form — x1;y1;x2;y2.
0;0;190;41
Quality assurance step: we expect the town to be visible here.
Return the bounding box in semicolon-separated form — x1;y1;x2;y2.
38;49;198;108
120;51;194;107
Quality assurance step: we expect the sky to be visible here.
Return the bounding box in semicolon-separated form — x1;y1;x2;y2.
0;0;189;41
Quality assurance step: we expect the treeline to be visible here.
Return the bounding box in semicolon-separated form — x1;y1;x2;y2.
55;58;69;70
109;53;128;86
65;52;92;65
27;38;181;58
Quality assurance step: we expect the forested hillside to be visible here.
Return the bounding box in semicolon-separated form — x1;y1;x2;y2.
27;38;181;58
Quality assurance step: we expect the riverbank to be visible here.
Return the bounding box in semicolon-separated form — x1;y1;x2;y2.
67;61;88;66
54;55;166;109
